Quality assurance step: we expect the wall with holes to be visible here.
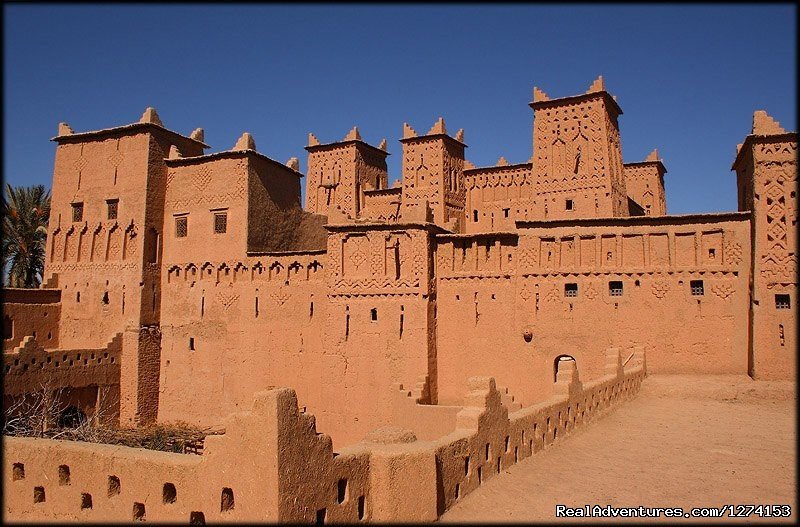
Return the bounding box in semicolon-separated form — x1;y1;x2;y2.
3;334;122;425
3;348;644;523
433;348;645;515
3;289;61;351
434;213;751;406
3;387;373;523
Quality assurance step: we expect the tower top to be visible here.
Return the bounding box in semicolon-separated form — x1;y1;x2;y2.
752;110;787;135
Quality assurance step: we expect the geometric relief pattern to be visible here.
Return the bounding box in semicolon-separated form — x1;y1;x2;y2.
711;282;735;300
723;240;742;266
760;167;794;281
651;277;669;299
217;291;240;311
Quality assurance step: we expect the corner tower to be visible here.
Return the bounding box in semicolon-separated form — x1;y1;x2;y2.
399;118;466;230
732;110;797;380
624;149;667;215
304;128;389;218
530;76;628;219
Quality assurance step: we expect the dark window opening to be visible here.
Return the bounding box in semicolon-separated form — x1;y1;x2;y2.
473;210;478;222
370;308;378;321
316;508;327;525
72;202;84;222
106;199;118;220
13;463;25;480
337;479;348;504
503;208;510;218
102;291;109;305
565;199;574;211
357;496;366;520
175;216;188;238
221;488;234;512
133;502;145;521
108;476;120;497
214;212;227;234
59;465;71;485
775;294;790;309
690;280;704;296
34;486;45;503
564;283;578;297
189;337;195;351
708;248;716;260
609;281;623;296
163;483;177;504
190;511;206;525
81;493;93;510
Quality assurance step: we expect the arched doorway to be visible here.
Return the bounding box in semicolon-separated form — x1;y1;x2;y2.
553;354;576;382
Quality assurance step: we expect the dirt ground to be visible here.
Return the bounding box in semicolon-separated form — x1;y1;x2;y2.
440;374;796;523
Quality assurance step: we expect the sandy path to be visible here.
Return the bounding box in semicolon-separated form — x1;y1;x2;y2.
440;375;796;523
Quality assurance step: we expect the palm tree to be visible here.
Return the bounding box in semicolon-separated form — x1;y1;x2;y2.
2;184;51;288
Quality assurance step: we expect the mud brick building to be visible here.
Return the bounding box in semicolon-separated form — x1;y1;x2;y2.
3;77;796;522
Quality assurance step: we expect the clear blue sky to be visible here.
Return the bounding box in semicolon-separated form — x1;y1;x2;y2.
4;4;796;214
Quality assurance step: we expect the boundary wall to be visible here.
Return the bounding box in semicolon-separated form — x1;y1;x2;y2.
3;348;644;523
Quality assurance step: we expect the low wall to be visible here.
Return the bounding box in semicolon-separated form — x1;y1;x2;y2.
3;288;61;351
3;349;645;523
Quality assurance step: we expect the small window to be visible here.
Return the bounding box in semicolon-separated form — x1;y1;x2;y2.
565;199;574;211
107;199;118;220
370;308;378;321
59;465;71;485
503;208;510;218
473;210;478;222
775;294;790;309
221;488;234;512
133;502;146;521
609;281;623;296
214;212;227;234
690;280;704;296
189;337;195;351
708;248;716;260
108;476;121;497
72;202;84;222
163;483;177;504
175;216;188;238
564;283;578;297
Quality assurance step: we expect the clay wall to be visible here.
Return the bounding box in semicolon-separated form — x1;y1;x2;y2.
623;161;666;216
3;334;122;425
321;221;440;444
247;154;327;252
162;154;250;264
3;289;61;351
3;349;644;523
733;122;797;379
434;213;751;406
157;252;328;430
463;163;533;232
361;188;402;223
